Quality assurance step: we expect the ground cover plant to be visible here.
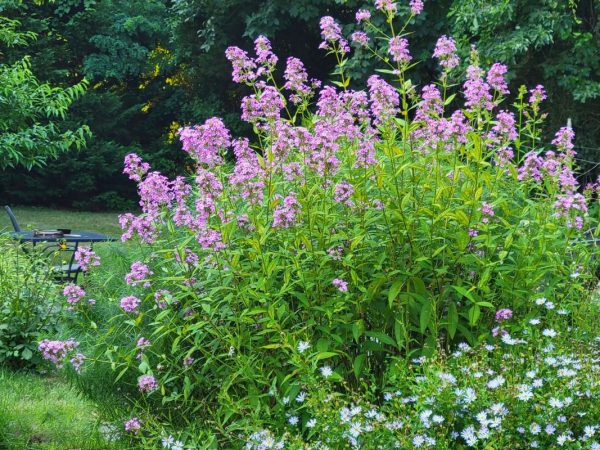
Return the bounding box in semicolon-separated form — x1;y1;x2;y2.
40;1;599;448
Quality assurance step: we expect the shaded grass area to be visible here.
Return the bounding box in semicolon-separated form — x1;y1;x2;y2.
0;206;123;236
0;369;118;449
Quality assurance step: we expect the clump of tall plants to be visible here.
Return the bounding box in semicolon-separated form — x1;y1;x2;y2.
46;0;598;446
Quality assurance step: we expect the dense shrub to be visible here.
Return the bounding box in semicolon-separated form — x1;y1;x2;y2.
0;236;62;368
45;2;599;447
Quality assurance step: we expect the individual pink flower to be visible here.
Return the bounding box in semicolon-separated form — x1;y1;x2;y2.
480;202;495;224
120;296;141;314
70;353;86;373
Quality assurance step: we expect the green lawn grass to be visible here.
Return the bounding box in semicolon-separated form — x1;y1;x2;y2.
0;369;118;449
0;206;123;236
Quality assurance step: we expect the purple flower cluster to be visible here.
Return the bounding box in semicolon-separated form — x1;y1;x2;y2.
39;338;79;368
495;308;513;322
463;64;493;111
179;117;231;167
486;63;509;95
368;75;400;125
410;0;424;15
480;202;495;224
375;0;397;14
74;246;100;272
433;35;459;70
356;9;371;22
273;193;301;228
332;278;348;292
123;153;150;182
388;36;412;64
120;295;141;314
138;374;158;393
319;16;349;54
63;284;85;304
334;181;355;206
125;261;153;287
124;417;142;433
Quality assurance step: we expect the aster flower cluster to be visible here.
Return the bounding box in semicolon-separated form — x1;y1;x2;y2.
38;338;79;369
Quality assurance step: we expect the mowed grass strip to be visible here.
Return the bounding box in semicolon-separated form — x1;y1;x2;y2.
0;369;117;449
0;206;123;236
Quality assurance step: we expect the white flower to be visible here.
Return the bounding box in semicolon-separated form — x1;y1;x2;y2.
487;376;505;389
461;425;478;447
295;391;306;403
548;398;563;409
570;271;580;278
557;434;571;446
320;365;333;378
282;396;290;405
306;418;317;428
412;435;425;447
545;424;556;435
529;318;541;325
584;426;596;439
516;385;533;401
297;341;310;353
172;441;184;450
530;423;541;435
545;301;555;310
432;415;445;424
535;297;547;305
288;416;299;426
162;435;175;448
542;329;558;338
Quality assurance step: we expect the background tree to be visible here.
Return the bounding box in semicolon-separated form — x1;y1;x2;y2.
0;16;89;170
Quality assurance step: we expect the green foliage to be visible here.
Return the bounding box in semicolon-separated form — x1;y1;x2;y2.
0;236;63;368
48;7;599;447
0;16;90;170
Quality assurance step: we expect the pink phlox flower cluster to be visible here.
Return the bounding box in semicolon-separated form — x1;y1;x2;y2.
225;46;257;84
328;246;344;261
283;57;312;100
480;202;495;224
74;246;100;272
179;117;231;167
125;261;153;287
254;35;278;75
356;9;372;23
241;86;285;124
175;248;199;267
63;283;85;304
137;337;151;350
273;193;301;228
490;111;517;143
197;228;226;251
413;109;470;151
310;128;341;177
433;35;459;70
494;147;514;168
388;36;412;64
554;193;587;227
70;352;86;373
375;0;397;14
351;31;370;47
486;63;509;95
319;16;349;54
154;289;170;309
518;152;544;182
415;84;443;121
495;308;513;322
120;295;141;314
119;212;158;244
332;278;348;292
410;0;424;15
529;84;547;106
552;127;576;158
138;374;158;393
368;75;400;125
229;138;265;205
334;181;355;206
355;138;378;168
124;417;142;433
463;64;493;110
123;153;150;182
39;338;79;368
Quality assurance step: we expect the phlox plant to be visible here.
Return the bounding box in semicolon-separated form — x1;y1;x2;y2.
47;0;599;447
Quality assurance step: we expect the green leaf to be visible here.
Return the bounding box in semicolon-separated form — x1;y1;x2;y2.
388;279;404;308
447;302;458;338
420;302;432;334
353;354;366;379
